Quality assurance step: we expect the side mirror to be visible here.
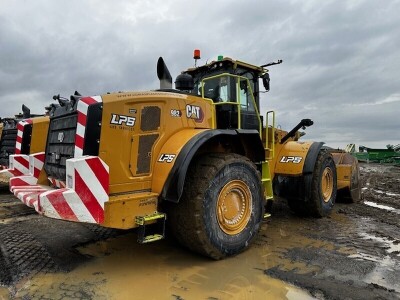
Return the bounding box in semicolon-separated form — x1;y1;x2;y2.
262;73;270;92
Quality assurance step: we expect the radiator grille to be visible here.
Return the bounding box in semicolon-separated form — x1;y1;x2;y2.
137;134;159;174
0;128;17;166
140;106;161;131
44;113;77;180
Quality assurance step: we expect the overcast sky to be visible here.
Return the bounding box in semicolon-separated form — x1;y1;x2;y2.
1;0;399;149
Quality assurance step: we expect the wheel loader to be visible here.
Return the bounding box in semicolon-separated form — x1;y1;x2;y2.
0;105;49;182
9;52;360;259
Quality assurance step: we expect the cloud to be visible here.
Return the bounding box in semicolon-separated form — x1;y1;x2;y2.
373;94;400;105
0;0;399;149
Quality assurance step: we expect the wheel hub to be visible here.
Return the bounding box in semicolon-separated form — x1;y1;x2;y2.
217;180;252;235
322;167;334;202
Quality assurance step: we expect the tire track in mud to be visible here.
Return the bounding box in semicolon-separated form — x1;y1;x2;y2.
0;225;58;286
0;219;124;285
0;190;125;296
0;192;58;288
264;163;400;300
264;213;400;299
265;266;396;300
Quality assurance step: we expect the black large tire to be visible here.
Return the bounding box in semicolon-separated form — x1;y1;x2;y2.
287;150;337;217
307;150;337;217
167;153;264;260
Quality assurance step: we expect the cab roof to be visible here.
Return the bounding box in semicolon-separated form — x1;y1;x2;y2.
184;57;267;76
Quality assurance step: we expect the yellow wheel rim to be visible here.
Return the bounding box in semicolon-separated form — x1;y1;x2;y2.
217;180;252;235
321;167;334;203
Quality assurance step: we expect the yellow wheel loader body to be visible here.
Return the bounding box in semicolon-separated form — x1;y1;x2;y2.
98;91;216;228
264;114;360;213
9;54;359;259
98;92;215;195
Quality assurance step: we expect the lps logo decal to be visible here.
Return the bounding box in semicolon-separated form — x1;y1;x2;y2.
158;154;176;163
186;105;204;122
110;114;136;127
280;156;303;164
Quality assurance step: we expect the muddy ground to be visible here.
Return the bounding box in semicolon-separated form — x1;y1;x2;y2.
0;163;399;300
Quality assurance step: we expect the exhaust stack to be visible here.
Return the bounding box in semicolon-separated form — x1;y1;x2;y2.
157;57;172;89
22;104;30;118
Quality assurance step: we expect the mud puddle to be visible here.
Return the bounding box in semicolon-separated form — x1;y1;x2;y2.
261;163;400;299
14;232;313;300
1;162;400;299
364;201;400;214
0;195;37;224
0;287;9;299
263;208;400;299
357;232;400;256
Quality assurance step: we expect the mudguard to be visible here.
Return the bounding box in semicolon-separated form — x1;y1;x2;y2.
154;129;265;203
274;141;314;176
273;141;324;202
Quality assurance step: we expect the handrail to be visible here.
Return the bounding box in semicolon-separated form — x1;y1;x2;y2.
266;111;275;160
201;73;262;136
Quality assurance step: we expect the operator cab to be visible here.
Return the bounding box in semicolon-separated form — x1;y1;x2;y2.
181;57;266;131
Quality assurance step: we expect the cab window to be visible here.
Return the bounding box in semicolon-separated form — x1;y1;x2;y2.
239;79;256;113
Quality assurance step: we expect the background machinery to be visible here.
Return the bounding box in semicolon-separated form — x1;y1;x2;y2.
9;52;360;259
0;105;49;182
345;143;400;165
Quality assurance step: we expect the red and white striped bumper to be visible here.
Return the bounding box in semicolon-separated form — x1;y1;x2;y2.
10;154;110;225
10;152;47;208
40;156;109;223
15;119;33;154
0;154;31;180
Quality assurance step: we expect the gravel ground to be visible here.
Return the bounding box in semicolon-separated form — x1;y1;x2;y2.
0;163;399;299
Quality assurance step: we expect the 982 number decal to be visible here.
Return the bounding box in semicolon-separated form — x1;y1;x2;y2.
170;109;182;117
